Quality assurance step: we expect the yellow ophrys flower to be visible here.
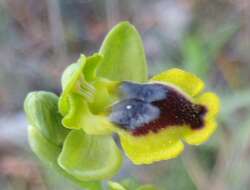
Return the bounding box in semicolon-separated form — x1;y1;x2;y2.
24;21;220;189
110;69;219;164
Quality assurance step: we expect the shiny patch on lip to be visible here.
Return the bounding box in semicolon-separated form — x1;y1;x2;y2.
109;99;160;130
109;82;207;136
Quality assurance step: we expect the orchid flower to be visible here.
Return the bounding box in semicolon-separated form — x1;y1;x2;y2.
24;22;220;189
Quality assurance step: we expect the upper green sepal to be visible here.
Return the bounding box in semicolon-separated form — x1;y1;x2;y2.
98;21;148;82
58;130;123;181
24;91;69;146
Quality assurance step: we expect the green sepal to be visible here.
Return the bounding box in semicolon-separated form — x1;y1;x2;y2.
24;91;69;146
58;130;123;181
28;126;101;190
98;21;148;82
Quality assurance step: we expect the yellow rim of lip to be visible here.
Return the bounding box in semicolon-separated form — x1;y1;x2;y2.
150;68;205;97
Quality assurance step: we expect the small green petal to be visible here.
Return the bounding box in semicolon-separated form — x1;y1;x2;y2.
62;93;114;135
84;53;103;82
24;91;69;146
58;130;123;181
59;54;98;115
61;54;86;92
28;126;101;190
59;55;87;115
98;21;148;82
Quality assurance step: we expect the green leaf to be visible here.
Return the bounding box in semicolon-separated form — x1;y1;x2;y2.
182;35;208;78
98;21;147;82
24;91;69;146
28;126;102;190
205;23;240;61
182;23;239;79
58;130;123;181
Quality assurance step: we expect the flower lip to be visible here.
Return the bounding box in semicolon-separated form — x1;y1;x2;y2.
110;82;207;136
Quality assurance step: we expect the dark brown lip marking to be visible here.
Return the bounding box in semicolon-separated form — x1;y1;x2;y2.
132;84;207;136
109;82;207;136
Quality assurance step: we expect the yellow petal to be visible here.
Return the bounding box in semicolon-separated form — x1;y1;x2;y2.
151;68;204;97
184;92;220;145
119;127;185;165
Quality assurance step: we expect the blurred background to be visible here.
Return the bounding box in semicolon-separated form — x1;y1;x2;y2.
0;0;250;189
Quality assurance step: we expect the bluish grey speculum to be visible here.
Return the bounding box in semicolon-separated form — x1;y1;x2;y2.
109;82;207;136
